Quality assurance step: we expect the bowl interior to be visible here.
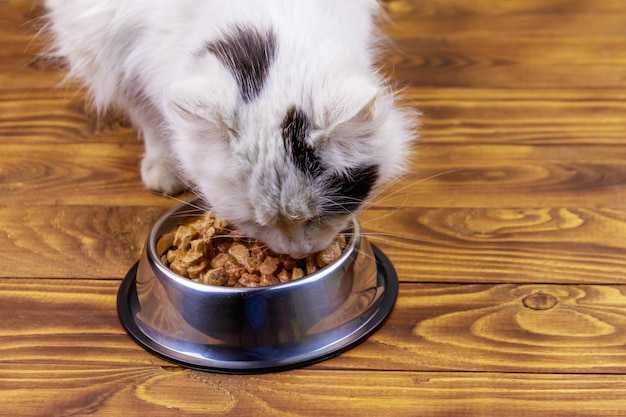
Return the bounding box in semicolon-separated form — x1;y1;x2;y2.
147;203;359;291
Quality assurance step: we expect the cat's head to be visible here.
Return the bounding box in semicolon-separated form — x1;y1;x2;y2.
166;26;415;258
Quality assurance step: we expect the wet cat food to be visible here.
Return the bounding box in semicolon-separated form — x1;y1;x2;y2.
158;212;346;287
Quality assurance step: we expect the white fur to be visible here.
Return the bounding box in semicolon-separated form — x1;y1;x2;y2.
44;0;416;256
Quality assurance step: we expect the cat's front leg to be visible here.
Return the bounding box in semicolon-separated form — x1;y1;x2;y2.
141;151;186;196
130;107;187;196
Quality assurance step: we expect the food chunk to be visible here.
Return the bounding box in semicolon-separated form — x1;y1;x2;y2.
157;212;347;287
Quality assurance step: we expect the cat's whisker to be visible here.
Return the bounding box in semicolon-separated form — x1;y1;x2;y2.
366;169;462;210
349;246;378;264
158;193;206;214
359;231;432;247
356;170;458;220
321;200;362;215
368;169;414;201
354;178;411;214
357;206;405;226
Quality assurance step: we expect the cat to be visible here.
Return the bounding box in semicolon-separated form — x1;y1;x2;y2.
43;0;416;258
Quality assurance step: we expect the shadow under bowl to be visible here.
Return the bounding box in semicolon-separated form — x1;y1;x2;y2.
117;199;398;374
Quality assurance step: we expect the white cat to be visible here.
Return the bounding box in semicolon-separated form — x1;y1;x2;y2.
44;0;416;257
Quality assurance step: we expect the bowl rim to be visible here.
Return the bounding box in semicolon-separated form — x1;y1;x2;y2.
147;200;361;293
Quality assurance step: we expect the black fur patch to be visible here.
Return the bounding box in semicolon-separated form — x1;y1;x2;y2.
281;107;378;214
281;106;323;176
206;25;277;103
322;165;379;214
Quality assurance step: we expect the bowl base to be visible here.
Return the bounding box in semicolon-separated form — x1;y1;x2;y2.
117;244;398;374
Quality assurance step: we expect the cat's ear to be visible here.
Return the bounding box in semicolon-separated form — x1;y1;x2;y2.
322;78;383;140
167;59;238;133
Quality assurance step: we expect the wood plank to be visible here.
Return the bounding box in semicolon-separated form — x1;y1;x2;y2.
5;143;626;208
377;144;626;209
0;1;63;90
336;283;626;373
3;279;626;374
379;0;626;89
0;90;136;145
385;40;626;89
384;0;626;17
360;207;626;284
6;87;626;147
2;367;626;417
4;204;626;284
386;12;626;40
0;205;172;279
0;143;175;206
409;88;626;145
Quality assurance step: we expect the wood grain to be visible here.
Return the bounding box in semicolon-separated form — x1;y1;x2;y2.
410;88;626;145
3;368;626;417
348;283;626;373
0;206;170;279
4;0;626;415
5;204;626;284
5;143;626;208
376;145;626;209
2;279;626;416
2;279;626;373
360;207;626;284
380;0;626;89
0;90;136;145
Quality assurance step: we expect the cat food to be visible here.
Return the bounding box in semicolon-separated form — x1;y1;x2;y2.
158;212;346;287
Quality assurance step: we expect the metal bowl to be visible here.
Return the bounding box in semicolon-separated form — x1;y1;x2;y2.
117;198;398;374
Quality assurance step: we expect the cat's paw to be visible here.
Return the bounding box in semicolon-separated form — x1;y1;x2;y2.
140;157;187;195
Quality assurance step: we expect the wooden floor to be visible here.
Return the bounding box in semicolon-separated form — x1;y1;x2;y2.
3;0;626;415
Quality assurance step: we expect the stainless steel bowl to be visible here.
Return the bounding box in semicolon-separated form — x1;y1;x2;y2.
117;199;398;373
